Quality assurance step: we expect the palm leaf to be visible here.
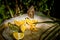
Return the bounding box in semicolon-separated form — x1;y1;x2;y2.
34;21;60;24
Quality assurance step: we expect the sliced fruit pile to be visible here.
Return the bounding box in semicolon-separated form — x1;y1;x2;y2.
8;18;38;40
14;18;38;32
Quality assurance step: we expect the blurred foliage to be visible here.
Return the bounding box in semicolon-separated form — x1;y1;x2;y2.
0;0;54;24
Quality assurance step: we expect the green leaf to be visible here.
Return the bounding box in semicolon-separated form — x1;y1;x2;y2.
8;22;20;32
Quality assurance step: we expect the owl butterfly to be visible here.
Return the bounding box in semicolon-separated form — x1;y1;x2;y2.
27;6;35;18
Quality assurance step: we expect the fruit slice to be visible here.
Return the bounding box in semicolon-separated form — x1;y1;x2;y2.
14;20;25;26
13;32;24;40
30;24;37;31
20;25;26;32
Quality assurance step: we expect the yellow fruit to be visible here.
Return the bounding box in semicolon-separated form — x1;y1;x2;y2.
14;20;21;26
13;32;24;40
13;32;18;39
30;24;37;31
25;18;32;25
14;20;25;26
20;20;25;25
14;19;38;32
20;25;26;32
25;18;30;23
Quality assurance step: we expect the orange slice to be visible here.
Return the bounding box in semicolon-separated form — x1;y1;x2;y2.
13;32;24;40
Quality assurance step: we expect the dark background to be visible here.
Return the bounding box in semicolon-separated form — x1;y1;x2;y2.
0;0;60;24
